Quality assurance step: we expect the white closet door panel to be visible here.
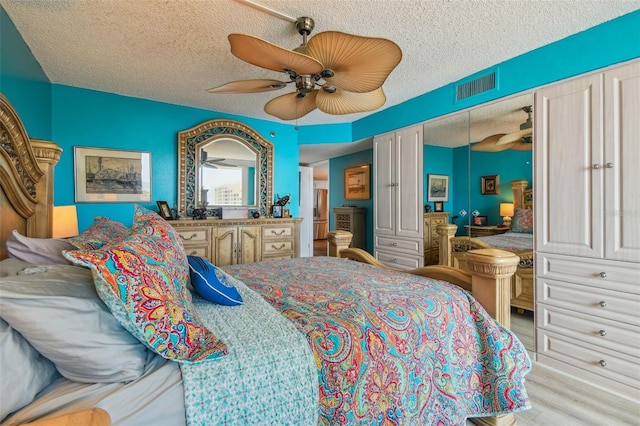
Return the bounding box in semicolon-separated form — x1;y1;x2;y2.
395;126;424;239
604;60;640;262
373;133;395;236
535;73;603;257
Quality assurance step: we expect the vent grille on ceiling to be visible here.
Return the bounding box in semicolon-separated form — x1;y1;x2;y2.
456;71;496;101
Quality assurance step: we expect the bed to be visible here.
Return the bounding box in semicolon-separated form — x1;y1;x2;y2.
438;180;534;313
0;93;531;426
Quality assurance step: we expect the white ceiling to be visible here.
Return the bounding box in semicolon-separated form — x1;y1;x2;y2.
2;0;638;163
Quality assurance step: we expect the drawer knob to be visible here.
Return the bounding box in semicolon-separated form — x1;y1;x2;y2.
599;301;607;308
271;244;286;250
392;258;398;263
189;250;198;255
599;271;607;278
392;242;398;247
270;229;285;236
598;330;607;337
599;360;607;367
181;233;197;241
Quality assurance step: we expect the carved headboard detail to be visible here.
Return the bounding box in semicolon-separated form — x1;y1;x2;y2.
0;94;62;258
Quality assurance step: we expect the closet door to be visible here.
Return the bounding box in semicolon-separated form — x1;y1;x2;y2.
373;132;395;236
535;72;604;258
604;61;640;261
395;125;423;239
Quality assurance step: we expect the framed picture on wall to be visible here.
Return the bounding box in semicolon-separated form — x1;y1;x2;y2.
427;174;449;202
481;175;500;195
344;164;370;200
74;147;151;203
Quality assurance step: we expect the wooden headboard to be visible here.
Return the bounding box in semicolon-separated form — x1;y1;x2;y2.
510;179;533;210
0;94;62;259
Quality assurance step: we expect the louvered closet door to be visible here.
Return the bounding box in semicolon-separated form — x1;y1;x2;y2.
604;61;640;262
535;72;604;258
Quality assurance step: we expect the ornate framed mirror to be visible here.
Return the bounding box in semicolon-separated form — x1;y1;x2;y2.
177;119;273;218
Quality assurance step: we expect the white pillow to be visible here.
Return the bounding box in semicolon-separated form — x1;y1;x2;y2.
0;262;148;383
0;318;60;421
6;230;73;265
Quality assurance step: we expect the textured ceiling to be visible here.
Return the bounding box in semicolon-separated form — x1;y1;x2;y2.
3;0;639;129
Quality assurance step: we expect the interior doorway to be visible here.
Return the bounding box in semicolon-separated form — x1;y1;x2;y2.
312;161;329;256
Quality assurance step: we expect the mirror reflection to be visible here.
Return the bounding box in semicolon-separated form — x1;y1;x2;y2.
198;138;257;206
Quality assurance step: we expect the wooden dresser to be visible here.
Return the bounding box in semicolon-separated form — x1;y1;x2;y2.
170;218;302;267
333;207;366;250
424;212;450;265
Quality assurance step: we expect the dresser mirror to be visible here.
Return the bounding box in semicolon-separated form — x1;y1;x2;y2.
177;119;273;217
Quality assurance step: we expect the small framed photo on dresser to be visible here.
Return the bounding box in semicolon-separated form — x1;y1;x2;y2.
272;205;283;218
434;201;444;212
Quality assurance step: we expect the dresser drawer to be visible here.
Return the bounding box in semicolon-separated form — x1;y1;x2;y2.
174;228;209;244
262;225;293;239
375;236;422;256
537;253;640;293
537;305;640;356
182;245;209;258
537;277;640;326
262;240;293;255
537;329;640;391
375;249;422;270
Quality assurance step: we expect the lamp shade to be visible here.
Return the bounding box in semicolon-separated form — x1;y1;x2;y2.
52;205;79;238
500;203;515;217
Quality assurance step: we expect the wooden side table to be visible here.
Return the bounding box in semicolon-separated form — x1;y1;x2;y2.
464;225;510;237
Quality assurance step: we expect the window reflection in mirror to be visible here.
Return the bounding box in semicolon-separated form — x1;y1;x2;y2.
197;138;257;206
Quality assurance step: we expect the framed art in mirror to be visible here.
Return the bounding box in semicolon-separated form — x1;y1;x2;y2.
344;164;370;200
481;175;500;195
427;174;449;202
74;147;151;203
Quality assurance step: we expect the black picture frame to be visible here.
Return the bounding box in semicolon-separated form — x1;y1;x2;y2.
433;201;444;212
156;200;173;220
474;215;488;226
272;205;283;218
481;175;500;195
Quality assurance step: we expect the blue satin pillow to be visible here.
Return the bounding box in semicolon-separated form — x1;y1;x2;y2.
187;256;244;306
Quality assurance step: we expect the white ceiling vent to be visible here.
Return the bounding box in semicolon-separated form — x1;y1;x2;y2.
456;71;496;101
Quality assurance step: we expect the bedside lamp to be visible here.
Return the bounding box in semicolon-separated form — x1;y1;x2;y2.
499;203;515;228
52;205;79;238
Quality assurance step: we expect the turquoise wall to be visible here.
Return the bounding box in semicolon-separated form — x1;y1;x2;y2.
328;149;374;253
0;7;51;139
50;86;301;230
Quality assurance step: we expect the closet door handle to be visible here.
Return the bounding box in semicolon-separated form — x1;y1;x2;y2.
592;164;601;169
599;272;607;278
605;163;614;168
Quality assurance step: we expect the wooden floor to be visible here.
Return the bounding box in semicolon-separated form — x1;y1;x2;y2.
314;245;639;423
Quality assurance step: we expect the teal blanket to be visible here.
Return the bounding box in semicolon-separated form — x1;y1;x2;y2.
179;280;318;425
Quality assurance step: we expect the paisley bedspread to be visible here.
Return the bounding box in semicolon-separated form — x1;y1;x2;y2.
225;256;531;426
476;231;533;253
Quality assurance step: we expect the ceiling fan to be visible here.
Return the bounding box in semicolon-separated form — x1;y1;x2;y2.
200;150;234;169
471;106;533;152
207;14;402;121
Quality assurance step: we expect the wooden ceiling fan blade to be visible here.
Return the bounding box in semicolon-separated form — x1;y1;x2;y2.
306;31;402;93
316;87;386;115
228;34;323;75
207;79;288;93
470;133;513;151
510;141;533;151
496;128;532;145
264;91;318;120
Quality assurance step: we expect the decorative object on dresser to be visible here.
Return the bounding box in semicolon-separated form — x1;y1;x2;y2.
344;164;370;200
333;207;366;250
156;201;173;220
73;147;151;203
433;201;443;212
534;59;640;399
473;215;488;226
481;174;499;195
427;174;449;202
373;125;424;270
271;205;283;218
423;212;450;266
500;202;515;227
